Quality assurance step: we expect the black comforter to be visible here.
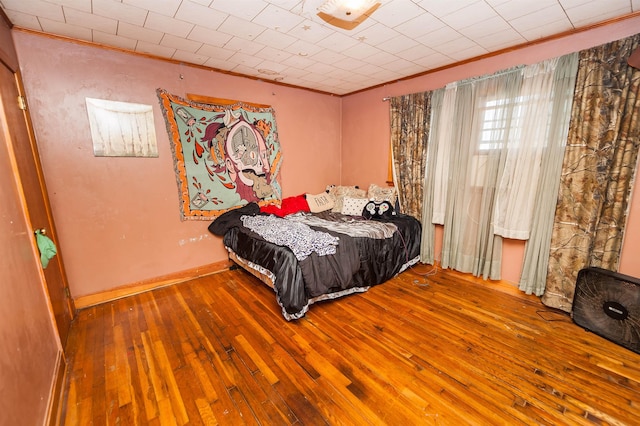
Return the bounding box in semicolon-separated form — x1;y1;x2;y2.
214;208;421;320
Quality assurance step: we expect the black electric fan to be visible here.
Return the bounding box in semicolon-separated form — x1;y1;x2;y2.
572;267;640;354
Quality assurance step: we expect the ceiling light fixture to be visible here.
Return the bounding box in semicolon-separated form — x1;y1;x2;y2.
317;0;381;30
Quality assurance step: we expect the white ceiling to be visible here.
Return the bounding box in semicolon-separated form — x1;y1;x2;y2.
1;0;639;95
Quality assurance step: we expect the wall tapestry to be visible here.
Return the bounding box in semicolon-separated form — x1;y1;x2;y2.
157;89;283;220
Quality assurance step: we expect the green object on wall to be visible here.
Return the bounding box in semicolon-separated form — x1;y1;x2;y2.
35;231;57;268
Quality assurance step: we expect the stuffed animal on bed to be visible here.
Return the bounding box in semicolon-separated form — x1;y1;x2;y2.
362;200;395;219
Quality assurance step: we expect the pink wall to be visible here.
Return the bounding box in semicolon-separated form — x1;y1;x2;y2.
13;31;342;298
342;15;640;283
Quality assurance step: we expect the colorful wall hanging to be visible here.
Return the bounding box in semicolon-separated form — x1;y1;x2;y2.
157;89;283;220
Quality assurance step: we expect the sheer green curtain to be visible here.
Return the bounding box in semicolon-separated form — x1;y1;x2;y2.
430;55;577;280
420;88;444;264
437;73;521;279
541;35;640;311
389;93;432;221
519;53;579;295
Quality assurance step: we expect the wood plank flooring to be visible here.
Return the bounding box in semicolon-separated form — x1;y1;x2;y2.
61;265;640;425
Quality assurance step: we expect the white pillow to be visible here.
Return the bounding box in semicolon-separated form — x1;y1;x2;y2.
327;185;367;213
341;196;369;216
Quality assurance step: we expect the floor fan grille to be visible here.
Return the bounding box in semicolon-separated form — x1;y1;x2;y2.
572;267;640;354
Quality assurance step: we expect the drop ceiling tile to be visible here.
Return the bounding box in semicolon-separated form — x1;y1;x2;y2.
483;0;513;7
412;51;456;69
122;0;181;17
254;58;288;73
396;44;438;62
440;1;498;31
218;14;267;41
270;0;310;11
299;71;334;83
280;53;317;69
190;0;213;6
564;0;630;27
353;22;401;46
418;0;482;19
93;0;148;26
282;39;324;58
225;63;259;77
415;25;462;46
279;66;310;79
353;62;386;75
252;3;305;32
175;1;227;30
342;42;382;60
311;48;349;65
333;56;368;71
377;34;421;55
393;12;446;40
196;43;235;60
508;4;570;35
324;67;355;80
64;8;118;34
286;19;334;44
187;25;232;47
316;31;360;52
517;17;572;40
203;56;235;70
118;22;164;44
37;16;90;41
145;12;194;38
474;27;526;50
172;49;209;65
161;33;202;52
55;0;91;12
1;0;63;20
457;15;511;41
304;61;335;75
92;30;138;51
135;40;176;57
228;51;264;68
490;0;559;21
223;36;265;55
254;28;298;49
374;0;429;28
2;10;41;29
433;36;481;56
402;62;432;76
446;43;489;61
255;45;293;62
365;50;403;67
558;0;594;7
209;0;268;20
379;56;416;73
570;7;630;27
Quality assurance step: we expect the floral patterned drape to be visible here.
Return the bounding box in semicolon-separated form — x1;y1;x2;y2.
542;34;640;312
389;93;432;220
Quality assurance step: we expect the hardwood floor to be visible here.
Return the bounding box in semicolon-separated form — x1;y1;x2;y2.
61;265;640;425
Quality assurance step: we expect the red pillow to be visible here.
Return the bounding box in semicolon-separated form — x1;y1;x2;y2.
260;194;310;217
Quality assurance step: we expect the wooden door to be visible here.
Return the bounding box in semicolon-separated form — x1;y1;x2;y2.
0;63;74;345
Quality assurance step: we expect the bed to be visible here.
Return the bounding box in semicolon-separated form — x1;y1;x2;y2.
209;201;422;320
